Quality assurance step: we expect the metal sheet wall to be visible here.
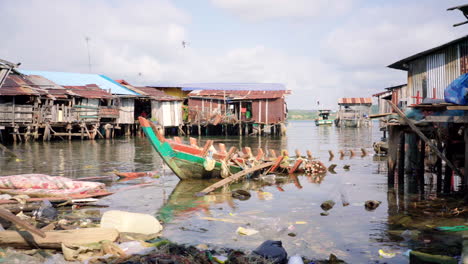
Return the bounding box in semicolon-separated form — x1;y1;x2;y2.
426;53;445;99
117;98;134;124
409;58;426;105
407;42;464;105
151;100;182;127
460;39;468;74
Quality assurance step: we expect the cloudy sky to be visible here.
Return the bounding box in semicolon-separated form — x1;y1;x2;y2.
1;0;467;109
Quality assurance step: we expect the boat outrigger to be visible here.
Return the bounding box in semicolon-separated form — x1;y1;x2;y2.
138;117;327;180
315;110;333;126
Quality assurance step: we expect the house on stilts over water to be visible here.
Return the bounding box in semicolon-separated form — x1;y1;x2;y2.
374;34;468;193
116;80;184;135
335;97;372;127
181;83;290;136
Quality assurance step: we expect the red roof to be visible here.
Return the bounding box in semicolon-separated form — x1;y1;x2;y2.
188;90;289;100
338;97;372;105
64;84;113;99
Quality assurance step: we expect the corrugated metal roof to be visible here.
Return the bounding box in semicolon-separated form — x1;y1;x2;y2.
19;70;140;96
115;80;182;101
188;89;288;100
26;75;64;90
63;84;113;99
388;35;468;70
0;74;41;96
180;83;287;91
338;98;372;105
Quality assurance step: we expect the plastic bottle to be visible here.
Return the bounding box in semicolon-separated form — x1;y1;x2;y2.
288;254;304;264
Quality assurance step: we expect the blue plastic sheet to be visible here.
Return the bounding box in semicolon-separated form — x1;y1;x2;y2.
445;73;468;105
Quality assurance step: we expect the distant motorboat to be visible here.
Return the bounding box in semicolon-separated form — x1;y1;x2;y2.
315;110;334;126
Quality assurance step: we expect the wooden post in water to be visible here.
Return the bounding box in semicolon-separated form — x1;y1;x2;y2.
417;139;426;195
398;131;406;190
464;127;468;190
444;138;453;194
435;140;443;193
387;126;399;188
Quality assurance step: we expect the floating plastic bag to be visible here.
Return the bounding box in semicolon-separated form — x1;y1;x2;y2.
253;240;288;264
445;73;468;105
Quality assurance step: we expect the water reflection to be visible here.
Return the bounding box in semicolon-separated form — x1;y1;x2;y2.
0;121;461;262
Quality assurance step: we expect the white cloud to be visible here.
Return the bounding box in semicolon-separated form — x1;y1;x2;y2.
210;0;358;21
2;0;468;110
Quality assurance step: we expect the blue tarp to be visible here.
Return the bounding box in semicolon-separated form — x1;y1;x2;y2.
445;73;468;105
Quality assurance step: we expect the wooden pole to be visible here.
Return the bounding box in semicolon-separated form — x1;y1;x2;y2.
387;126;398;188
436;140;443;193
387;100;463;177
196;161;275;196
444;138;453;194
398;131;405;189
418;139;426;195
0;208;45;238
464;127;468;190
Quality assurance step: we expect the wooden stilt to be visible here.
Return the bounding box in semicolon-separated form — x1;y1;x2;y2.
436;140;443;193
464;127;468;190
387;126;399;188
444;139;452;194
418;139;426;195
398;131;405;189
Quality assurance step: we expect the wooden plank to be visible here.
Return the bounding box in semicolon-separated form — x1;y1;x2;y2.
424;116;468;123
0;208;45;238
446;105;468;110
200;140;213;157
196;161;274;195
269;156;284;173
223;147;237;162
387;100;464;177
0;228;119;249
369;113;393;119
288;159;303;174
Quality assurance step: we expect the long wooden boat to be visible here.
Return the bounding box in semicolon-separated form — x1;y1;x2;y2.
138;117;243;180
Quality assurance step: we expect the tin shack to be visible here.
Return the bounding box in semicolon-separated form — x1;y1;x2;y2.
184;83;290;136
335;97;372;128
117;80;184;135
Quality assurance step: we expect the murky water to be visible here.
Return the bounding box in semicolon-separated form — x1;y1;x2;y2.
0;121;462;263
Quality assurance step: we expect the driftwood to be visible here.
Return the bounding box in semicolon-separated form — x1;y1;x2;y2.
0;208;45;238
0;228;119;249
196;161;275;196
387;100;463;177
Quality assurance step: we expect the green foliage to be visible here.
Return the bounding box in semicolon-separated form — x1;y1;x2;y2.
288;110;336;120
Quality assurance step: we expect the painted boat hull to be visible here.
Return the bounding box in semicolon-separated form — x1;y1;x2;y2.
139;117;242;180
315;120;333;126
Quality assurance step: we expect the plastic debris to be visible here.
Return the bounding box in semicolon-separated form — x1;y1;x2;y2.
435;225;468;232
295;221;307;225
118;241;155;255
257;191;273;200
403;249;412;257
101;210;163;235
378;249;396;258
236;226;259;236
288;254;304;264
253;240;288;264
33;200;58;221
213;255;228;263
